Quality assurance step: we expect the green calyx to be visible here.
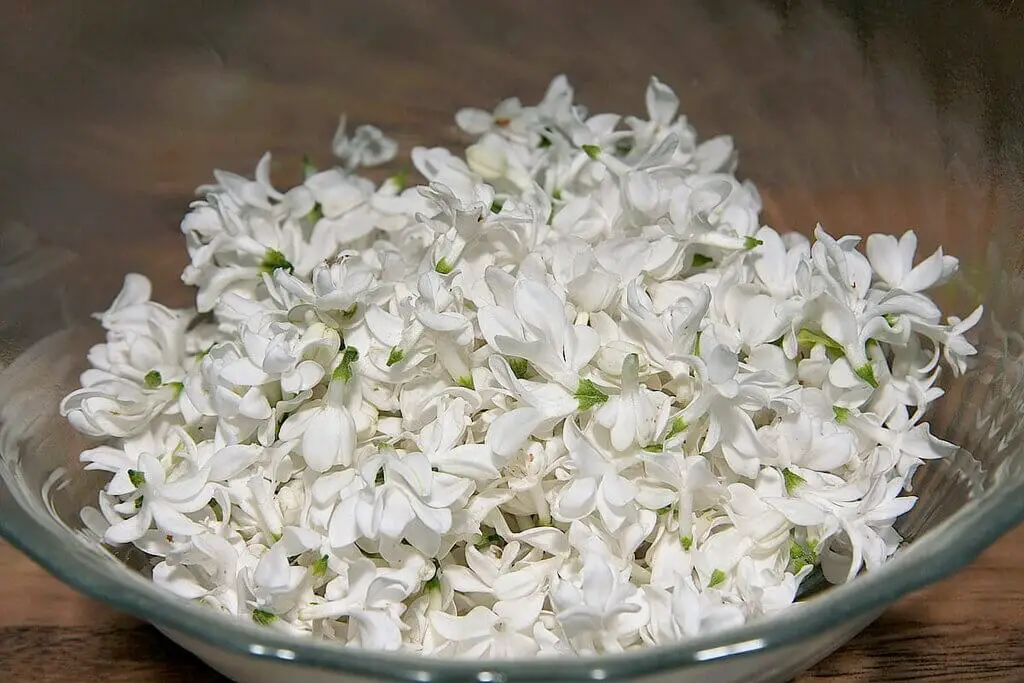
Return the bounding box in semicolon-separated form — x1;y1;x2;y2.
311;554;330;577
508;357;529;379
581;144;601;160
788;539;818;573
707;568;727;588
434;257;453;275
743;236;764;250
128;469;146;488
666;416;688;441
680;535;693;551
691;253;713;268
855;362;879;388
252;608;278;626
342;346;360;364
143;370;162;389
473;532;504;549
796;329;843;353
833;405;851;423
782;467;806;494
574;378;609;411
389;167;409;191
456;375;475;390
332;346;360;382
260;248;294;274
386;347;405;367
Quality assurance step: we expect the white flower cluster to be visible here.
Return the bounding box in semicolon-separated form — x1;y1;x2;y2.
61;76;981;657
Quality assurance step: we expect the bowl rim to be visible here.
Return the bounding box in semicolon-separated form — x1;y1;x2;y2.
2;448;1021;682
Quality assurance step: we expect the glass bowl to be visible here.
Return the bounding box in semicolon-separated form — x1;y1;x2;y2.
1;2;1022;682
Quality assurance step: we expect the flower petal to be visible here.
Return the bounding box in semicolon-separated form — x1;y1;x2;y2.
430;607;498;643
302;407;356;472
486;407;543;461
208;444;263;481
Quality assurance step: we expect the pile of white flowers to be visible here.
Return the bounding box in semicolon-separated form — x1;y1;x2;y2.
61;76;982;657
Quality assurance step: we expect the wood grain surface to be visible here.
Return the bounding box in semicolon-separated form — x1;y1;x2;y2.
1;1;1023;681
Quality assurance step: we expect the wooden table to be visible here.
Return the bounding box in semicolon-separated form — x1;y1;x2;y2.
1;528;1021;682
1;1;1023;681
